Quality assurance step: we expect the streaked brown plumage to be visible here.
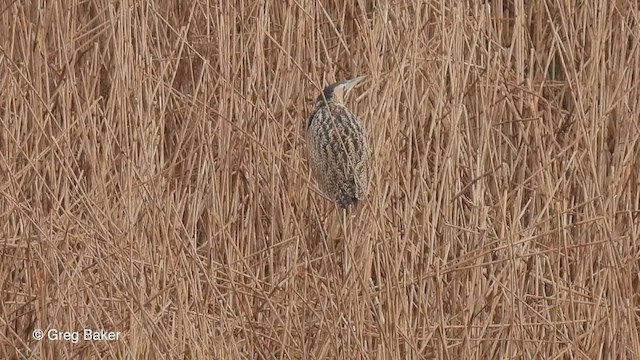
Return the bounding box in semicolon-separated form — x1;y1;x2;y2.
306;76;371;209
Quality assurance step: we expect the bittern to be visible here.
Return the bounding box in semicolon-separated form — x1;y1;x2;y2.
306;76;371;209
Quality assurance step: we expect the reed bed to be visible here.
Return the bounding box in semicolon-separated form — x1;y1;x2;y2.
1;0;639;358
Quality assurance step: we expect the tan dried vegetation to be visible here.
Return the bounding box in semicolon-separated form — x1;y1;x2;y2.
1;0;639;359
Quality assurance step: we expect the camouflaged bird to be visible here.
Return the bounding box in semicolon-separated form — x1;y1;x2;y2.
306;76;371;209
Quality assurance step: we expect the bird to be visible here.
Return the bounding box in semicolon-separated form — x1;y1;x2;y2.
306;76;371;210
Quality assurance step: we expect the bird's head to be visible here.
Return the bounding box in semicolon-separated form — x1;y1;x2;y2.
315;76;366;106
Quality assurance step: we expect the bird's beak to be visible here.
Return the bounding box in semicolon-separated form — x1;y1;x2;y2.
343;75;367;94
